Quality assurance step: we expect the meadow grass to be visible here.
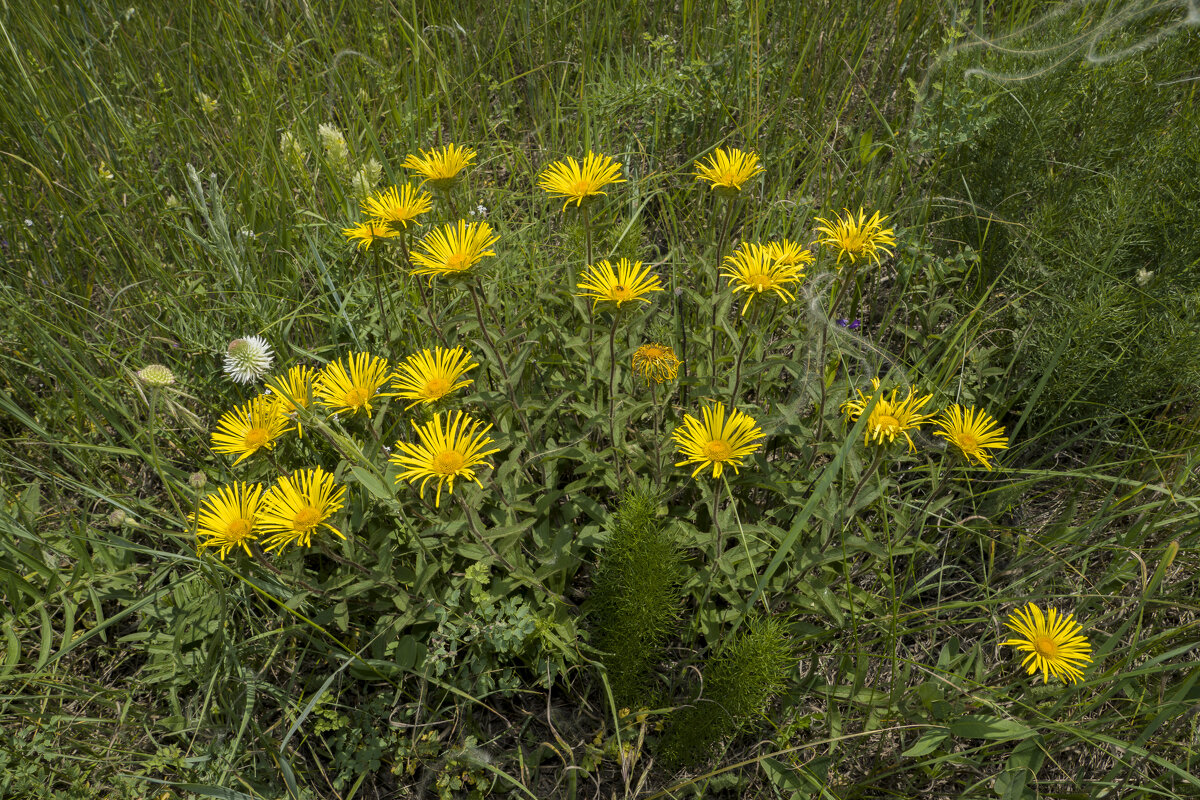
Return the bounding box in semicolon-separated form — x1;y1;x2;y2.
2;1;1199;798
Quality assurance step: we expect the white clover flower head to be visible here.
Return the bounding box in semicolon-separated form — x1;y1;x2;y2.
223;335;274;384
136;363;176;388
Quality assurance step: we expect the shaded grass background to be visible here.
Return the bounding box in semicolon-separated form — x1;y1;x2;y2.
2;1;1199;798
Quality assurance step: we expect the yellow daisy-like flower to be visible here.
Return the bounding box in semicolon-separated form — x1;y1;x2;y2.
211;395;292;465
390;411;501;507
672;402;766;480
402;143;477;191
362;185;433;232
632;343;682;384
933;404;1010;471
720;242;805;315
315;352;390;418
575;258;664;312
190;482;263;560
389;346;478;410
258;467;348;553
693;147;765;196
766;239;816;268
1002;602;1094;685
265;365;317;438
408;220;499;280
341;221;398;250
538;151;625;211
814;207;897;267
840;377;936;451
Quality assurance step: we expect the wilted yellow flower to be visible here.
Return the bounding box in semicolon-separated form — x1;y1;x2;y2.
538;151;625;211
672;402;765;480
814;207;897;267
1002;602;1093;685
632;343;681;384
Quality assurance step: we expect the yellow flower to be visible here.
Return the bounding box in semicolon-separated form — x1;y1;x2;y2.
1002;602;1093;685
342;221;398;250
409;220;499;280
391;411;501;507
814;207;897;267
933;404;1009;471
693;147;764;196
362;185;433;232
575;258;663;312
315;352;390;417
190;482;262;560
389;346;478;410
720;242;805;314
765;239;816;267
211;395;292;465
258;467;347;553
672;402;765;479
632;343;682;384
538;151;625;211
840;378;935;451
402;143;477;191
265;365;317;437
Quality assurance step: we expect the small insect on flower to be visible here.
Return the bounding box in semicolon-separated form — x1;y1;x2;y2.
575;258;664;312
403;143;477;191
341;220;398;250
693;147;764;197
632;343;682;384
136;364;176;388
264;365;317;437
391;411;501;507
814;207;897;267
258;467;347;553
211;395;292;465
720;242;805;315
362;185;433;232
389;346;478;410
933;404;1010;471
840;377;935;451
315;352;390;418
1002;602;1094;685
409;220;499;280
190;482;263;560
672;402;766;480
538;151;625;211
223;335;274;384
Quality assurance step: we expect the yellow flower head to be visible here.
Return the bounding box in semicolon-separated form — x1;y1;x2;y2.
538;151;625;211
211;395;292;465
1002;602;1093;685
258;467;347;553
362;185;433;232
840;377;935;451
190;482;262;560
720;242;805;315
315;352;390;418
391;411;501;507
409;220;499;280
389;346;478;410
766;239;816;268
402;143;477;191
342;221;398;250
575;258;663;312
693;147;764;196
814;207;897;267
933;404;1010;471
632;343;682;384
265;365;317;438
672;402;766;480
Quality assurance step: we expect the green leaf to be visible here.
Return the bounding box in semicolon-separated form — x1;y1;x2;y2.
901;729;949;757
950;715;1035;741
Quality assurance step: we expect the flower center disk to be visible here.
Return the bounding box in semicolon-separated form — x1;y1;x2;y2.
423;377;451;399
432;450;466;474
1032;636;1059;658
344;387;369;408
702;439;733;462
243;428;269;449
292;506;322;532
227;518;253;539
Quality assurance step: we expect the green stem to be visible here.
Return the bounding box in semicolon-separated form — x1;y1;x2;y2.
651;380;662;490
372;250;392;346
710;198;738;379
146;389;184;519
608;313;623;481
696;477;726;629
730;325;753;407
468;281;534;445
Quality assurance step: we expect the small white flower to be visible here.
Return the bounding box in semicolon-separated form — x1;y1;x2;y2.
223;335;274;384
24;219;32;227
473;204;488;218
1136;268;1154;286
